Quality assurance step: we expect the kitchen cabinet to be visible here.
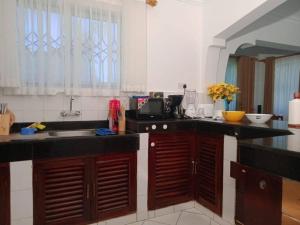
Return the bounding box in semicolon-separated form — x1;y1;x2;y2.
148;132;196;210
231;162;282;225
195;133;224;216
33;152;137;225
94;153;137;221
0;163;10;225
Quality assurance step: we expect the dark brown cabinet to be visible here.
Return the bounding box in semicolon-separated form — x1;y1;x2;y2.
33;152;137;225
195;133;224;216
148;132;196;210
148;132;224;216
231;162;282;225
94;153;137;221
0;163;10;225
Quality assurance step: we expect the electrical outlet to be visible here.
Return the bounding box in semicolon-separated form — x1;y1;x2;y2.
178;83;187;89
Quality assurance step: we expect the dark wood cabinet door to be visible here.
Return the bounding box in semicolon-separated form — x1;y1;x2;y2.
94;152;137;221
148;132;195;210
33;157;90;225
0;163;10;225
195;133;223;216
231;162;282;225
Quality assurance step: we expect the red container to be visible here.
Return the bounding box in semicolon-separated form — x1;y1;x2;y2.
108;99;120;132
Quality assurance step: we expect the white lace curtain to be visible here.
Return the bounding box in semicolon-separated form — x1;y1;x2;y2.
273;55;300;119
0;0;148;96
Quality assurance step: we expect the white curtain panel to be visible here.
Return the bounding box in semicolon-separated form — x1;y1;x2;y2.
0;0;20;88
1;0;148;96
273;55;300;119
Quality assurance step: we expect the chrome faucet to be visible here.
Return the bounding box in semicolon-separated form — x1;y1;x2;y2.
60;96;81;117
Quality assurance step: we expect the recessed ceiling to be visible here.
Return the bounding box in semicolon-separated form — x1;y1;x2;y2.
228;0;300;41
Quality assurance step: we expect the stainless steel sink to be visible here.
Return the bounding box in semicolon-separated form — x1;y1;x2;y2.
48;129;96;137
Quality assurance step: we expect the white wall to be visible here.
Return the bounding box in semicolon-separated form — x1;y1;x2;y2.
147;0;202;92
0;0;288;122
147;0;284;93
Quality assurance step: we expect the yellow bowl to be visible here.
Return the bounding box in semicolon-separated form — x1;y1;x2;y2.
222;111;245;122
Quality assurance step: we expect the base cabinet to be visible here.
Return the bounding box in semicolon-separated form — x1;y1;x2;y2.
148;132;195;210
148;132;224;217
231;162;282;225
0;163;10;225
195;133;224;216
33;152;137;225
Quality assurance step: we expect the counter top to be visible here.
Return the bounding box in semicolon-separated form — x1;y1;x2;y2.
126;118;291;139
238;128;300;181
0;121;139;163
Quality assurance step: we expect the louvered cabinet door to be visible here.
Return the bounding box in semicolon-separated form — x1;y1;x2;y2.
0;163;10;225
148;132;195;210
195;133;224;216
33;158;90;225
94;152;137;221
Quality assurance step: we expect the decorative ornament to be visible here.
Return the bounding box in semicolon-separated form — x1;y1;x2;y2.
146;0;157;7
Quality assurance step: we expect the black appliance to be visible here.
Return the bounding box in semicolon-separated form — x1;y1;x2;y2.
168;95;184;118
127;96;169;120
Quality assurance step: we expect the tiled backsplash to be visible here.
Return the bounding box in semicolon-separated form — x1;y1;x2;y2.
0;94;130;122
0;92;210;123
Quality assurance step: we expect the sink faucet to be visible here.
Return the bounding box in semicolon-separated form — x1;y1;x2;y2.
60;96;81;118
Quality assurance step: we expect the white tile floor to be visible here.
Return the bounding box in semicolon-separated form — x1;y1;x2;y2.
125;207;229;225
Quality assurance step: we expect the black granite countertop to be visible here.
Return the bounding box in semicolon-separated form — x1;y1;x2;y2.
126;117;292;139
0;121;139;163
238;128;300;181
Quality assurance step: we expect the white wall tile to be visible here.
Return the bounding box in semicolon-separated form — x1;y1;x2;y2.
1;94;123;122
22;110;44;122
11;189;33;220
223;135;237;161
44;110;64;122
82;110;100;121
11;218;33;225
44;95;64;110
10;161;32;191
222;185;236;224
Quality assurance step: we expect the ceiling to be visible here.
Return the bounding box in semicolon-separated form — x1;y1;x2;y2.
228;0;300;41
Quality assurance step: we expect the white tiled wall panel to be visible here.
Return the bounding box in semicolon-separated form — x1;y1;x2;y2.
0;94;130;122
10;161;33;224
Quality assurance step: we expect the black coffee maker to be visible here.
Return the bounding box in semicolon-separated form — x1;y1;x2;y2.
167;95;184;118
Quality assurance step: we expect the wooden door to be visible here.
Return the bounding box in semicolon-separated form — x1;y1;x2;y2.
231;162;282;225
195;133;224;216
148;132;195;210
94;152;137;221
0;163;10;225
33;157;91;225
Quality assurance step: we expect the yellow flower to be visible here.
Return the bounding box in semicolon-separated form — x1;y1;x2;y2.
207;82;240;103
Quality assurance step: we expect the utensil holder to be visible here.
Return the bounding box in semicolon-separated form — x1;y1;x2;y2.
0;114;10;135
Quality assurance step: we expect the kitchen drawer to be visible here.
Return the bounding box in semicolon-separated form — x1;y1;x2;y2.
282;179;300;224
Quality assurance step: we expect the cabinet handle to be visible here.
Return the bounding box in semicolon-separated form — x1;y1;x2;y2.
150;142;155;147
259;180;267;190
241;169;247;174
86;184;90;199
192;161;195;175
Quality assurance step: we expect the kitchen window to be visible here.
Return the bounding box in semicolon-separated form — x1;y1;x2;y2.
3;0;121;96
